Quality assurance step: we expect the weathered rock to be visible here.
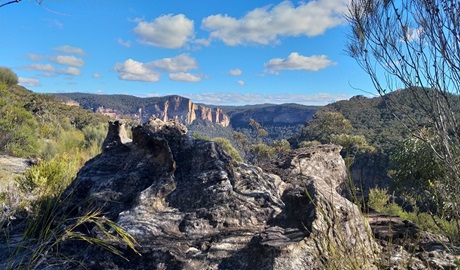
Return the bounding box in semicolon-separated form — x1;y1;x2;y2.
8;119;456;269
368;213;460;269
0;155;33;181
101;120;132;151
52;119;378;269
0;155;35;221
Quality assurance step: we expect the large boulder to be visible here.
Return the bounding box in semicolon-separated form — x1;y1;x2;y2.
55;119;376;269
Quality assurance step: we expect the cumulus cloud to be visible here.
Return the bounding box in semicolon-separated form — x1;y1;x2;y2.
114;54;202;83
114;59;160;82
264;52;336;74
23;63;81;76
229;68;242;76
237;80;245;86
169;72;201;82
133;14;194;48
57;67;81;76
147;54;198;72
53;45;85;56
183;92;350;106
25;63;56;72
51;55;84;67
93;73;102;78
18;77;40;87
202;0;347;46
404;27;424;42
118;38;132;47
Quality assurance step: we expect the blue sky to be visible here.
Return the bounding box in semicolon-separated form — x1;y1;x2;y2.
0;0;375;105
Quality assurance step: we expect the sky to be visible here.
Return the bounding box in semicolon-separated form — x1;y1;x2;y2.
0;0;376;106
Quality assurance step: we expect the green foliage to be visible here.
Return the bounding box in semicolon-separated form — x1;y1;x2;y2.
193;133;211;141
330;134;375;154
82;123;107;148
367;188;389;212
272;139;290;154
298;140;321;148
257;128;268;137
301;111;353;143
213;137;243;162
0;83;40;157
250;143;276;161
21;154;80;197
3;199;139;269
232;131;249;148
0;67;18;86
388;133;446;213
367;187;460;244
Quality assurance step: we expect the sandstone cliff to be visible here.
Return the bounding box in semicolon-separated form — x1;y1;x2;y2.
56;93;230;127
138;96;230;127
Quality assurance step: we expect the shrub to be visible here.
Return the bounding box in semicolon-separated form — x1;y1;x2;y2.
0;67;18;86
368;188;390;212
213;137;243;162
20;154;81;200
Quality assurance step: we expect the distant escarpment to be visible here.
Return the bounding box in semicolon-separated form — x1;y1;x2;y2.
227;103;318;128
55;93;230;127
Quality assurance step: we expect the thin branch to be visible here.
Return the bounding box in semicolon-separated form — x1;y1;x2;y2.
0;0;21;8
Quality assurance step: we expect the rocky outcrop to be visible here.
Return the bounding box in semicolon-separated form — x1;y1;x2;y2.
6;120;457;269
140;96;230;127
368;213;460;269
52;119;376;269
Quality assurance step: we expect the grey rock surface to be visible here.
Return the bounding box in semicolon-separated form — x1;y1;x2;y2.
8;119;457;269
57;119;376;269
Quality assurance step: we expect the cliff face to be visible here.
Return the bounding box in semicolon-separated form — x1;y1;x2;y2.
228;104;318;128
110;95;230;127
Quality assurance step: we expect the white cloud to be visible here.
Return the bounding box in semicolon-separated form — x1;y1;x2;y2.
237;80;245;86
53;45;85;56
229;68;242;76
57;67;81;76
27;54;43;61
114;59;160;82
18;77;40;87
24;63;81;76
93;73;102;78
202;0;347;46
183;92;350;106
147;54;198;72
404;27;424;42
192;38;211;47
169;72;201;82
133;14;194;48
264;52;336;74
51;55;84;67
118;38;132;47
25;63;56;72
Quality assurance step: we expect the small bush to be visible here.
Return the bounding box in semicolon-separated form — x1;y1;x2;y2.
299;140;321;148
368;188;390;212
0;67;18;86
21;154;80;197
213;137;243;162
